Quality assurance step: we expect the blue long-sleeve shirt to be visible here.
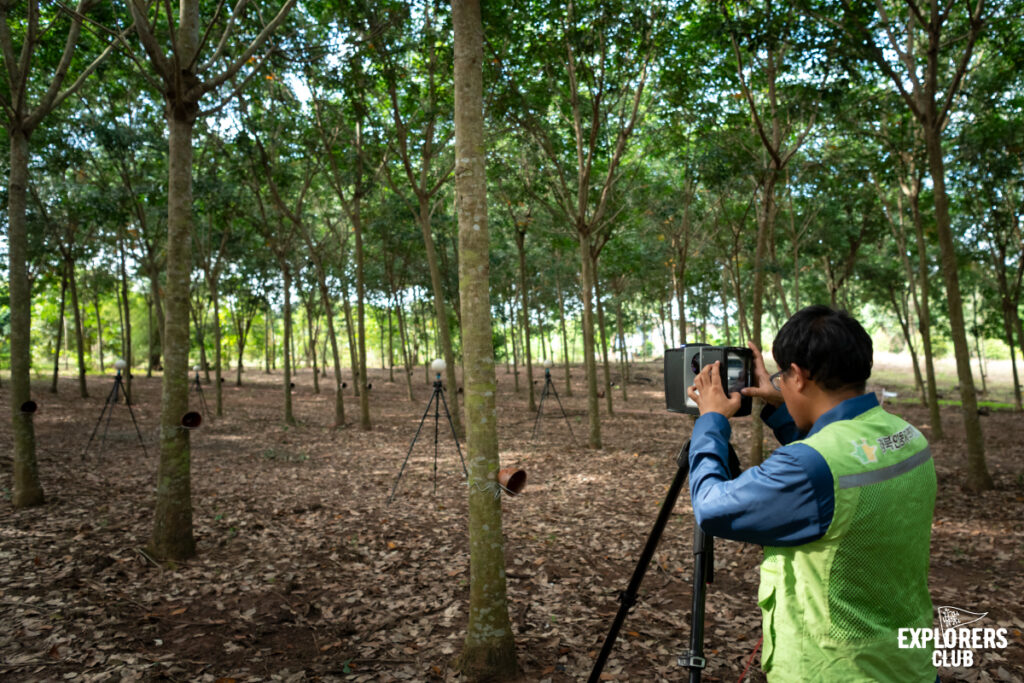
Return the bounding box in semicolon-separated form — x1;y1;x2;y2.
688;393;881;547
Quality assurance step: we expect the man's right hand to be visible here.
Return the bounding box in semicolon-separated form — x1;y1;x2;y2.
741;341;784;407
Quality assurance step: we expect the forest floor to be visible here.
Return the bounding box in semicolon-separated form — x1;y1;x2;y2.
1;361;1023;683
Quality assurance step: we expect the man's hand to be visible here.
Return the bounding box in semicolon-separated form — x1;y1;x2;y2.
740;341;784;407
687;361;743;418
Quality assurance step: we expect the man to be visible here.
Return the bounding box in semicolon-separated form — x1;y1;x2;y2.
686;305;936;682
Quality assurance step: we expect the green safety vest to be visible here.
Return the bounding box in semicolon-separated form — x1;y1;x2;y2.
759;405;936;682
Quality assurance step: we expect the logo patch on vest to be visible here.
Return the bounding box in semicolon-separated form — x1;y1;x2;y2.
875;425;920;454
849;438;878;464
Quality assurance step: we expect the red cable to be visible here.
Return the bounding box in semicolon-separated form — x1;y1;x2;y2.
738;635;763;683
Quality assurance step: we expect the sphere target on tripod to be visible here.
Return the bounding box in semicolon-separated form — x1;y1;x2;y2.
431;358;446;374
498;466;527;495
181;411;203;430
114;358;127;371
543;358;553;369
193;365;200;373
20;400;38;414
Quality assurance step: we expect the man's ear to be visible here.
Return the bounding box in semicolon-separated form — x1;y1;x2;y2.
789;363;811;392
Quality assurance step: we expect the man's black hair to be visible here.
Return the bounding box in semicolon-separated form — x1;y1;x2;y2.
772;305;872;393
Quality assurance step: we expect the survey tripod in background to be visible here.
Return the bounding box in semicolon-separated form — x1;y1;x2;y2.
388;359;468;504
531;360;575;445
82;359;147;461
589;439;743;683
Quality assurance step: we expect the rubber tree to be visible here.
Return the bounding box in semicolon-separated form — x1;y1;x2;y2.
0;0;121;508
491;0;660;448
373;1;463;436
829;0;994;491
126;0;296;561
453;0;517;677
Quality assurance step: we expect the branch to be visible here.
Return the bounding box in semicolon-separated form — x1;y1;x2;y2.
192;0;235;72
192;0;296;101
128;0;171;81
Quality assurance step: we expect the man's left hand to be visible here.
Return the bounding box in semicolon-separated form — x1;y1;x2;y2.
687;361;743;418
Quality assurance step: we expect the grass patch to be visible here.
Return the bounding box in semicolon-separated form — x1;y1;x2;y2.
890;397;1017;411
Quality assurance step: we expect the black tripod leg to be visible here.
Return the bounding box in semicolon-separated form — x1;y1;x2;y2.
82;380;119;460
437;387;468;478
123;396;149;459
433;387;440;496
531;379;549;440
678;524;713;681
588;443;691;683
387;389;438;504
548;380;577;446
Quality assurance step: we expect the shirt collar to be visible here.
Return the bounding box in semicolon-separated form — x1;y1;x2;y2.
806;392;880;437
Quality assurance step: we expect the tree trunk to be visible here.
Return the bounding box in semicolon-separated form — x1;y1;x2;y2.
265;309;274;373
556;276;572;397
68;259;88;397
578;234;601;448
1000;298;1022;411
119;242;133;403
306;298;320;395
313;264;346;427
923;127;991;491
593;264;614;416
452;2;517;675
387;304;395;382
51;267;68;393
282;264;296;426
515;229;535;411
395;290;415;401
509;299;520;393
8;128;44;507
146;296;154;377
95;297;105;372
150;113;197;562
342;281;361;397
148;266;164;371
615;297;628;403
418;196;461;436
907;192;944;435
212;286;223;417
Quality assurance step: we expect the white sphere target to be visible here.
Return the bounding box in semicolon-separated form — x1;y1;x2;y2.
113;359;127;371
431;358;446;374
543;359;553;369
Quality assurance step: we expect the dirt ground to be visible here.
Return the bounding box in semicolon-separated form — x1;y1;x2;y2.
1;362;1022;682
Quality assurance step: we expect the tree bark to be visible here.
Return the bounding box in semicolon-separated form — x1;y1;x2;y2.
282;264;296;426
556;276;572;397
452;1;517;676
922;126;991;490
150;112;197;561
68;259;88;397
312;262;346;426
419;195;462;436
94;297;105;372
593;263;614;416
51;267;68;394
119;242;133;403
515;229;535;411
212;286;223;416
8;128;44;507
615;296;628;403
578;233;601;448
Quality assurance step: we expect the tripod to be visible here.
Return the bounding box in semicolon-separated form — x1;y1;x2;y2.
191;370;211;420
82;369;148;461
531;368;576;444
588;440;741;683
388;376;468;504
